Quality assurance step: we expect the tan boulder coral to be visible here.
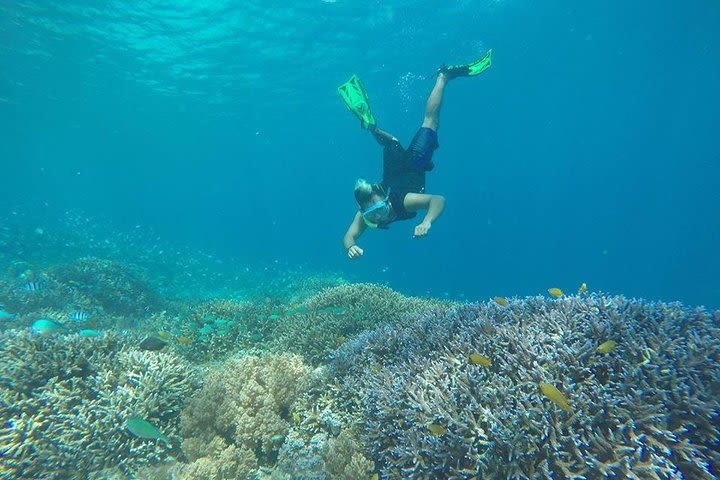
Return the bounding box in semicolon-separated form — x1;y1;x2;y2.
181;353;312;471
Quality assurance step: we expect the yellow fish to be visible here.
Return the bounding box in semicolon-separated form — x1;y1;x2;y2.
428;423;447;436
469;353;492;367
156;331;172;341
597;340;617;354
547;287;563;298
371;475;379;480
539;383;571;412
577;282;587;295
177;335;193;346
292;412;301;424
493;296;508;307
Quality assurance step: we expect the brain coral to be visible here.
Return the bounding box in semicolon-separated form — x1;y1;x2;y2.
327;295;720;479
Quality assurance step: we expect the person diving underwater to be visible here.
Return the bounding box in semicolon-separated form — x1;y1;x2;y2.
339;50;493;259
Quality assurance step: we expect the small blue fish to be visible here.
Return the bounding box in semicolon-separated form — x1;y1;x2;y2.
68;311;89;322
22;282;42;292
30;318;64;335
0;310;14;321
78;329;101;337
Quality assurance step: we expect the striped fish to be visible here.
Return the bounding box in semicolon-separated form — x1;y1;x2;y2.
22;282;42;292
68;311;89;322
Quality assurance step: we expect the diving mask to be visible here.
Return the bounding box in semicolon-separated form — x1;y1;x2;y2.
362;196;391;224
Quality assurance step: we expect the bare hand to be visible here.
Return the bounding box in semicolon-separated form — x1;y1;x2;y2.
347;245;364;259
413;221;432;238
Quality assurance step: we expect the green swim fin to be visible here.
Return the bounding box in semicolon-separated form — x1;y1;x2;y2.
338;75;376;130
439;49;493;79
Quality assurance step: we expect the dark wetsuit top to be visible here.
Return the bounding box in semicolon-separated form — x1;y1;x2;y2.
376;127;438;228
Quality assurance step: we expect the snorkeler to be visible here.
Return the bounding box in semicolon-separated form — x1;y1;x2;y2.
339;51;492;259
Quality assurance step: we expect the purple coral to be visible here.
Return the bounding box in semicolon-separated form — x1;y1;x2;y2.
328;295;720;479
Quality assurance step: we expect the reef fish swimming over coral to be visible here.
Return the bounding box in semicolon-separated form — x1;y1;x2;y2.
427;423;447;436
126;417;169;444
139;335;168;351
597;340;617;354
0;309;14;320
469;353;492;367
21;281;42;292
30;318;64;335
68;311;89;322
78;329;101;337
493;296;509;307
538;382;571;412
547;288;563;298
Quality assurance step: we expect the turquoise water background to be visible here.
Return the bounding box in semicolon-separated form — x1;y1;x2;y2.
2;0;719;307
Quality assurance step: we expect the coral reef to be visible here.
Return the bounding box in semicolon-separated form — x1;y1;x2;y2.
277;273;348;304
272;283;451;364
179;439;257;480
272;431;330;480
150;284;441;365
48;257;162;316
180;354;312;472
0;256;165;334
327;295;720;479
270;429;374;480
187;298;249;328
323;429;375;480
3;219;718;480
0;330;197;479
0;271;76;315
172;298;284;362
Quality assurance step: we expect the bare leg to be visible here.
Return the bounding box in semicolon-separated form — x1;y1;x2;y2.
422;72;449;131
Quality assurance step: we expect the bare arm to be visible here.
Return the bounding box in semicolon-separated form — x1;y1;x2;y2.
403;193;446;238
343;211;367;257
404;193;446;222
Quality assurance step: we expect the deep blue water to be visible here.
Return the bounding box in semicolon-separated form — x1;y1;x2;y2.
2;1;719;307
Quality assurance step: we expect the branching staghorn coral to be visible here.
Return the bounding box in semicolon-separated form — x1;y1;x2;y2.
267;273;348;305
48;256;162;316
176;298;283;362
327;295;720;479
186;298;248;327
272;283;451;365
0;273;76;314
0;330;197;479
0;257;165;334
0;329;127;398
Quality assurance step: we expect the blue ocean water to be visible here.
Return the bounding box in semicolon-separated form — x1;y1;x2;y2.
1;0;719;308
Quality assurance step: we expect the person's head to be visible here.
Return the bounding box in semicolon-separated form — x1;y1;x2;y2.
354;178;392;225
